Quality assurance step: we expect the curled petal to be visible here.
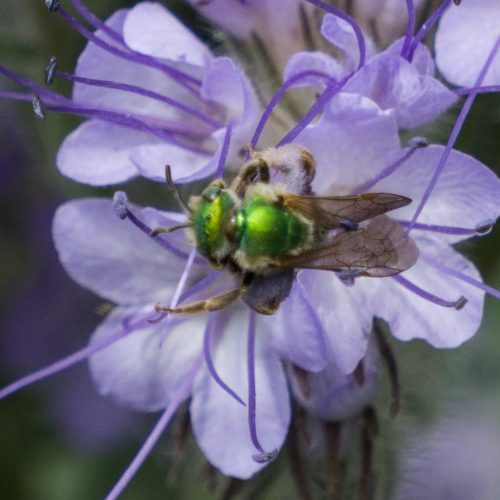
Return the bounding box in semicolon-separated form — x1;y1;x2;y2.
190;307;290;479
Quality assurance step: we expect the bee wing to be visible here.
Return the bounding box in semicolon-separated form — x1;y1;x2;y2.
274;216;419;277
284;192;411;229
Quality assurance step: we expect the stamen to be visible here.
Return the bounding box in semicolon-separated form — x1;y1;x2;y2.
156;248;197;345
0;90;33;102
304;0;366;69
56;7;202;92
392;274;467;309
278;76;348;146
69;0;125;44
397;220;494;237
45;101;213;154
45;0;60;12
0;313;152;401
420;254;500;300
352;137;428;193
105;353;204;500
455;85;500;96
32;95;46;119
406;37;500;235
203;313;246;406
54;67;221;128
408;0;452;60
0;64;73;105
401;0;416;59
250;70;332;152
215;121;234;178
247;311;278;463
44;56;57;85
112;191;192;260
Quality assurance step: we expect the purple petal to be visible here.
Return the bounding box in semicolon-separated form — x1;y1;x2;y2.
190;307;290;479
435;0;500;86
123;2;211;67
130;142;214;184
283;51;343;88
53;198;198;305
57;120;154;185
373;243;485;347
321;14;374;71
373;145;500;243
201;57;261;170
264;286;328;373
298;92;400;194
73;10;181;120
346;48;457;129
289;339;379;421
89;306;205;411
298;270;373;374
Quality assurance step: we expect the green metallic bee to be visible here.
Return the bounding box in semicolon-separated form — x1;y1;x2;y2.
153;144;418;315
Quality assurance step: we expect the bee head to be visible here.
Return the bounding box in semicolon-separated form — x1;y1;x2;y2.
188;180;238;262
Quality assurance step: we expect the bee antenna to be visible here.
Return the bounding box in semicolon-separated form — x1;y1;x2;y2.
164;165;192;213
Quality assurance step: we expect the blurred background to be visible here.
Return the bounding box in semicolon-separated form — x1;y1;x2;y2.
0;1;499;498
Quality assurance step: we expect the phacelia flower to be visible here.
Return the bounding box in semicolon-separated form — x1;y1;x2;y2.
1;1;500;498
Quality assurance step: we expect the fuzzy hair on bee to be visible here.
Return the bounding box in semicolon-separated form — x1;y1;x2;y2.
153;145;419;316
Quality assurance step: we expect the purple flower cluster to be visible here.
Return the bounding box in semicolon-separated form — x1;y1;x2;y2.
1;0;499;497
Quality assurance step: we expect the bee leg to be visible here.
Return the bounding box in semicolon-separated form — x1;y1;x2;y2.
150;223;189;237
155;274;254;315
230;159;270;196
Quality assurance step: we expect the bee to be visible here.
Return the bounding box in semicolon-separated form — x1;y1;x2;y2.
153;144;418;315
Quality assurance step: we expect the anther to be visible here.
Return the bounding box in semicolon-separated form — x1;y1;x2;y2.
408;136;429;148
32;95;46;119
453;0;462;5
454;296;468;310
475;220;494;235
252;448;278;463
44;56;57;86
112;191;129;220
45;0;60;12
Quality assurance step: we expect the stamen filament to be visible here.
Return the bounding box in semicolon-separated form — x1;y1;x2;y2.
397;220;493;236
69;0;125;44
46;102;212;155
250;70;332;151
401;0;416;59
112;191;193;261
203;313;246;406
352;138;428;193
278;77;347;146
406;37;500;235
105;353;204;500
420;254;500;300
0;90;33;102
304;0;366;69
408;0;452;60
392;274;467;309
0;314;152;401
247;311;278;463
455;85;500;96
56;7;202;93
0;64;72;105
215;121;234;178
55;70;222;128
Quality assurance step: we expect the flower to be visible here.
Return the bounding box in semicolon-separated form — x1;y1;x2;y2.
1;0;500;498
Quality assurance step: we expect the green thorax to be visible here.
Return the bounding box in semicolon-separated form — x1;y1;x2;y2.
235;195;309;257
191;186;235;260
